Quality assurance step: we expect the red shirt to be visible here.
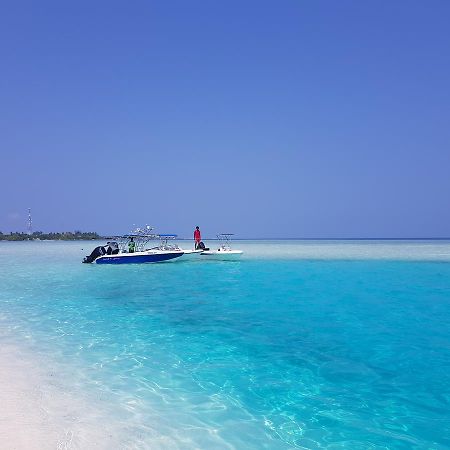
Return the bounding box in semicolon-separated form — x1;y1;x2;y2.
194;229;201;241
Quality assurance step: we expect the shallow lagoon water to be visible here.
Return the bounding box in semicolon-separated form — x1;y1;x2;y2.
1;240;450;448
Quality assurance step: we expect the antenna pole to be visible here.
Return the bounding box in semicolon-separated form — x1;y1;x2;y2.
27;208;33;235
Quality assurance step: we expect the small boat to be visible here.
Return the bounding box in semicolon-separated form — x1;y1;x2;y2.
200;234;243;260
82;229;185;264
157;234;203;260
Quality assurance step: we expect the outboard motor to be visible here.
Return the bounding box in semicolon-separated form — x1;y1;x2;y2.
198;241;210;251
82;245;106;263
109;242;119;254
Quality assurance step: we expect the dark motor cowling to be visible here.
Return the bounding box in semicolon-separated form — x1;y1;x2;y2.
83;242;120;263
82;245;106;263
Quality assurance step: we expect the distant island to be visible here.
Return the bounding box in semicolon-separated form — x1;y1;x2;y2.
0;231;101;241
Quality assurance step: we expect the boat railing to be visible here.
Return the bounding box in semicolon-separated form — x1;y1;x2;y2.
155;234;181;251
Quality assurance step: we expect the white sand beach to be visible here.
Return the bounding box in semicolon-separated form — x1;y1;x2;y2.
0;344;119;450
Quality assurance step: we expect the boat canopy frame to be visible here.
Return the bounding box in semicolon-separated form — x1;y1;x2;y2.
105;226;159;253
106;229;181;253
216;233;235;250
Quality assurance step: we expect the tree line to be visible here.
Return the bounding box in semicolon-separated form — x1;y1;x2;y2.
0;231;102;241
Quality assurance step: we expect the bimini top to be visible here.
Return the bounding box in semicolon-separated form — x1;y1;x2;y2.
121;233;158;238
216;234;236;244
103;234;156;240
157;234;178;239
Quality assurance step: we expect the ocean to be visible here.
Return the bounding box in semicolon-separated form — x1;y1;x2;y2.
1;240;449;449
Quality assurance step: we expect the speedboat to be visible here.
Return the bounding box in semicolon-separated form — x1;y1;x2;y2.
200;234;243;260
156;234;203;260
82;229;185;264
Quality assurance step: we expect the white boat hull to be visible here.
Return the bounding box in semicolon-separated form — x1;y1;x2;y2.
200;250;243;260
180;249;204;260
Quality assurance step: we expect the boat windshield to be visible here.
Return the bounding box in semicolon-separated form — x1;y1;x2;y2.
153;234;181;251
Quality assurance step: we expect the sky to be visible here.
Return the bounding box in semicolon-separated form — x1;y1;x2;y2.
1;0;449;238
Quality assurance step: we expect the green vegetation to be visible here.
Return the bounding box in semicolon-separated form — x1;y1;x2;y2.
0;231;102;241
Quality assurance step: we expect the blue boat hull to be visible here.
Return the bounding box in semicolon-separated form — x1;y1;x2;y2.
96;252;183;264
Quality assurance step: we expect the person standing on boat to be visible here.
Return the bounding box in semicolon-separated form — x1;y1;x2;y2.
194;226;201;249
128;237;136;253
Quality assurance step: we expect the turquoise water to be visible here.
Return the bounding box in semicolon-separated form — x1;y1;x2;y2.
1;241;450;449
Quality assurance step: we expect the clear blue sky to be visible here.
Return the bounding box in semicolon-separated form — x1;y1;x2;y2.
1;1;449;238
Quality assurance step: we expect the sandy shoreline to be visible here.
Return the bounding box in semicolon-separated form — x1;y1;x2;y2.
0;344;69;449
0;343;119;449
